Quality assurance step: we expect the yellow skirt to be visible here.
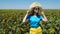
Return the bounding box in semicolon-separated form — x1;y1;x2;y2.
30;26;42;34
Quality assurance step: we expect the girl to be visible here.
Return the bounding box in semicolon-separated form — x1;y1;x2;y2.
22;2;48;34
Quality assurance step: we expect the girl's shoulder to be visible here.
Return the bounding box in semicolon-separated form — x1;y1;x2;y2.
27;15;32;18
37;15;43;18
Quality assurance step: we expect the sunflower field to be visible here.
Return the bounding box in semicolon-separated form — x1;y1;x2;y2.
0;9;60;34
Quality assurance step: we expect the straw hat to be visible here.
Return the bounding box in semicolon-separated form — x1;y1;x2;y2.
29;2;42;10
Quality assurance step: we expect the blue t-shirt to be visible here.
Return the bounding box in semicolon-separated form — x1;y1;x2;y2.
26;15;43;28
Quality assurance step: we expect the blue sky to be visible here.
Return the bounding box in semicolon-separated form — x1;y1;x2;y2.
0;0;60;9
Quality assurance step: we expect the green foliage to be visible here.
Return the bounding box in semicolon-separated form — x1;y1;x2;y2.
0;9;60;34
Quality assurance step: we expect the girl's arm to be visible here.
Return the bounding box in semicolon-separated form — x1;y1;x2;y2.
41;9;48;22
22;10;29;23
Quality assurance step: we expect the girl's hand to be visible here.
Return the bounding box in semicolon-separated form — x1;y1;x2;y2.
41;9;45;15
22;10;30;23
41;9;48;22
26;10;30;15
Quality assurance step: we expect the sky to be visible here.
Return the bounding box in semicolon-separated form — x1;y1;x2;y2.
0;0;60;9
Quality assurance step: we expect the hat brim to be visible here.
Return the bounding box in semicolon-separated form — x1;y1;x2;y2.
29;2;42;9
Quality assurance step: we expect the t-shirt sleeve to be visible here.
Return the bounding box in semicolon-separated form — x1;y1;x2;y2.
26;15;31;21
40;16;44;21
